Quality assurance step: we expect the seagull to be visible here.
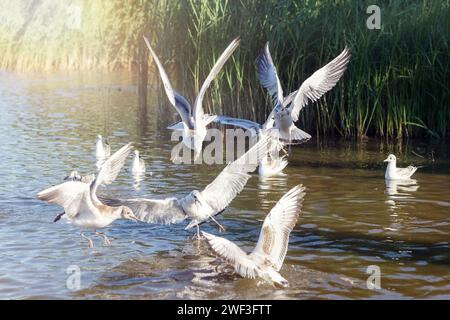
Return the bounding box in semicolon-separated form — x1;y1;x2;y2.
217;44;351;146
37;143;138;247
257;135;288;177
258;42;351;144
100;136;270;238
258;153;288;177
202;184;305;288
384;154;418;180
214;119;287;176
96;134;111;160
131;150;146;175
144;36;240;160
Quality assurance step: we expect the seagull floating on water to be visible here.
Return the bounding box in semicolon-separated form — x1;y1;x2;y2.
384;154;418;180
95;134;111;160
37;143;138;247
100;136;270;238
258;146;288;177
131;150;146;175
202;184;305;288
144;36;240;160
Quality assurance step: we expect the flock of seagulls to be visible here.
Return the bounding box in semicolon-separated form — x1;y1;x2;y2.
36;37;420;287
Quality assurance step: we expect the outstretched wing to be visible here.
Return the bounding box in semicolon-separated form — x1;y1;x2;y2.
37;181;91;218
257;42;284;108
193;37;240;121
200;135;270;214
99;196;187;224
202;231;259;279
91;143;133;204
215;115;261;133
144;36;194;129
250;185;305;271
289;47;351;121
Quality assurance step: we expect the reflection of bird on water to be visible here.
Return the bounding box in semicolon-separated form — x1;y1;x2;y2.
257;173;288;211
202;185;305;288
385;178;419;197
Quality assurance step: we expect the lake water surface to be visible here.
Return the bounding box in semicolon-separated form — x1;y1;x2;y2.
0;71;449;299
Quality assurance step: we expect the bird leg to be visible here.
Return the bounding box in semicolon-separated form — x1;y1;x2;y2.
191;225;202;240
287;131;292;155
281;144;289;157
210;216;226;232
95;231;111;246
81;232;94;248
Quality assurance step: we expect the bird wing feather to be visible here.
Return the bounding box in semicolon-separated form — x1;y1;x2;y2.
91;143;133;205
215;115;261;133
257;42;284;108
99;196;187;225
290;47;351;121
202;231;259;279
144;36;194;129
251;185;305;271
193;37;240;121
200;136;270;214
37;181;92;219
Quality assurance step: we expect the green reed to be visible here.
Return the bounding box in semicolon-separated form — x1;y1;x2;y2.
0;0;448;139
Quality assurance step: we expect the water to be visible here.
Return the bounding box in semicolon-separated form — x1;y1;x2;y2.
0;71;449;300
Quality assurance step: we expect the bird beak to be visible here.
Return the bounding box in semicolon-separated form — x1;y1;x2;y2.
194;198;202;208
383;158;389;162
129;215;139;222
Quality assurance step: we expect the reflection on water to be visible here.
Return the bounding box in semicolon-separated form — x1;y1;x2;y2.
385;179;419;209
132;173;145;190
257;175;289;211
0;71;449;299
385;179;419;197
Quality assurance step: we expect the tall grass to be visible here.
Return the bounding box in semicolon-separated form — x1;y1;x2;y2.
0;0;449;139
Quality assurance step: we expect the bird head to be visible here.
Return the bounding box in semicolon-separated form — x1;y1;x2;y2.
120;206;138;222
189;190;202;206
97;134;102;141
384;154;396;163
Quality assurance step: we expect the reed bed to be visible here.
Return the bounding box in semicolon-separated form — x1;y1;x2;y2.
0;0;448;139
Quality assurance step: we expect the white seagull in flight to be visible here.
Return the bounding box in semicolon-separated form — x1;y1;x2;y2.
216;43;351;145
258;42;351;144
202;185;305;288
100;136;270;238
144;36;240;160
